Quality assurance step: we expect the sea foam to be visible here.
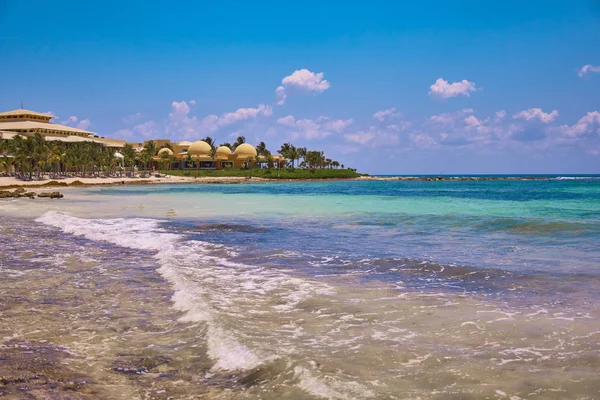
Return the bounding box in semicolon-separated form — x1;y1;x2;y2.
35;211;333;375
36;211;264;371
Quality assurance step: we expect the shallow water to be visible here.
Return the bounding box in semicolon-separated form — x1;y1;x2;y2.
1;179;599;399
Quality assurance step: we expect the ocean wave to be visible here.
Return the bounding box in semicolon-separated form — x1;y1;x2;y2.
554;176;600;180
35;211;363;398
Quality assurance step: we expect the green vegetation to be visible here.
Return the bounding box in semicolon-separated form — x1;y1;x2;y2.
162;168;363;179
0;133;363;181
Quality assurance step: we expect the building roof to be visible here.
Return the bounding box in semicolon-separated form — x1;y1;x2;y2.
158;148;174;156
177;141;194;146
187;140;212;155
0;120;95;136
234;143;257;157
0;109;57;119
216;145;232;156
0;131;23;140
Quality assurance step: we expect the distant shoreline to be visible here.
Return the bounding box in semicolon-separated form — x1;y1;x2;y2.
2;173;598;190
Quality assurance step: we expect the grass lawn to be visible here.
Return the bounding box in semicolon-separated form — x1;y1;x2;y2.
161;168;364;179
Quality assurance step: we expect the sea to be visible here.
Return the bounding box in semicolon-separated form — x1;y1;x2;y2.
1;176;599;399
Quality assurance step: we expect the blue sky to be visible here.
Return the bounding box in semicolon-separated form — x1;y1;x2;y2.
1;0;599;174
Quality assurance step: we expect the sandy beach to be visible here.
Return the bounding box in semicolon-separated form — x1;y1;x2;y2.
0;175;272;189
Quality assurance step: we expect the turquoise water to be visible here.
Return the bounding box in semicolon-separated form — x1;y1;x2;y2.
2;178;600;399
93;178;600;276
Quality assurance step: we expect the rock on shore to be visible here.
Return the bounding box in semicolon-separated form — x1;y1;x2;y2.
0;188;63;199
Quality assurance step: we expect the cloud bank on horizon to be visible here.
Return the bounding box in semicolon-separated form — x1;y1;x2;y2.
100;66;600;170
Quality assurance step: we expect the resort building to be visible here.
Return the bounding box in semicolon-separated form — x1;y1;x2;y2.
150;140;286;170
0;109;126;148
0;108;286;170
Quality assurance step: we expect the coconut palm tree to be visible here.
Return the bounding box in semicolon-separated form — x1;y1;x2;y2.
141;140;156;172
203;137;215;148
208;146;217;169
47;144;63;178
185;152;194;170
232;136;246;150
160;151;170;171
122;144;136;177
256;141;267;156
297;147;307;168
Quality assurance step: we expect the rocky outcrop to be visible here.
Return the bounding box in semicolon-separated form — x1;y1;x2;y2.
38;192;64;199
0;189;64;199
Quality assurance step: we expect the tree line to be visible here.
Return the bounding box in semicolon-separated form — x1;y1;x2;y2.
0;132;354;180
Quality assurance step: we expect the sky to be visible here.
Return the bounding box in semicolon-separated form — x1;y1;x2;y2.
1;0;599;174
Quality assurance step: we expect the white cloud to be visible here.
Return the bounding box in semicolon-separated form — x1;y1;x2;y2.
429;78;478;99
113;121;159;139
275;86;287;105
344;132;376;144
373;107;402;121
167;100;272;139
218;104;272;127
386;122;411;132
578;64;600;77
410;133;437;147
495;110;507;121
323;118;353;133
189;99;197;105
277;115;330;139
62;116;78;125
62;115;92;130
132;121;158;138
275;69;330;105
464;115;483;127
344;126;399;147
276;115;350;139
556;111;600;138
77;119;92;130
123;112;143;125
429;109;474;127
513;108;559;124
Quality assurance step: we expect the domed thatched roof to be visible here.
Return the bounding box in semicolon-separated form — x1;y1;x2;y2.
234;143;257;157
157;148;174;156
216;145;232;156
187;140;212;155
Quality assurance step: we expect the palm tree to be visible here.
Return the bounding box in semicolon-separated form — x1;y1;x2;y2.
160;151;170;171
168;155;177;171
279;142;299;168
287;146;299;168
220;142;232;149
185;152;194;170
0;155;14;176
141;140;156;172
47;144;63;178
208;146;217;169
256;141;267;156
203;137;215;148
232;136;246;150
297;147;307;168
122;144;136;177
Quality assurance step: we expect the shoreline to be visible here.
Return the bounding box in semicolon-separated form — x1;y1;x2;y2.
0;173;586;190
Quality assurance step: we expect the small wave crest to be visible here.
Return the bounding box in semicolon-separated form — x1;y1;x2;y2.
554;176;600;180
36;211;266;371
34;211;345;397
